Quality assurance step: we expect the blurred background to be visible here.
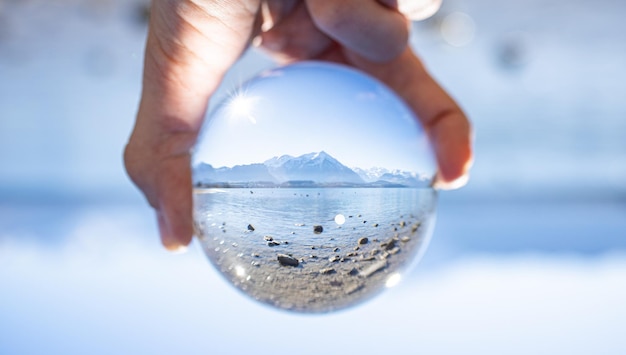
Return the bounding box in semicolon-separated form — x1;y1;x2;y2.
1;0;625;354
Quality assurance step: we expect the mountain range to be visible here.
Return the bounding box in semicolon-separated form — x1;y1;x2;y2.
194;151;429;188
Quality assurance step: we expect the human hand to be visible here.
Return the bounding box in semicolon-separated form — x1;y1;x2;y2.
124;0;472;252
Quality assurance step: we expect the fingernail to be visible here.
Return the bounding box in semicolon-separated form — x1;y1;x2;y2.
164;242;189;254
433;173;469;190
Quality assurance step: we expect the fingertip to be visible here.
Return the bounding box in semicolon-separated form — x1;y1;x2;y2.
398;0;442;21
157;211;191;254
433;172;469;191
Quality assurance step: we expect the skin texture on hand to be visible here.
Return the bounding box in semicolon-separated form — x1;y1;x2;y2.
124;0;473;252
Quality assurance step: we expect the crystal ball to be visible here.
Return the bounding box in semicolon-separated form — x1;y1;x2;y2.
192;61;437;313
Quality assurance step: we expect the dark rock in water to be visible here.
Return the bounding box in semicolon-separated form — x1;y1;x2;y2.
333;247;340;252
347;267;359;276
358;237;368;245
283;241;289;245
381;238;397;250
373;223;379;227
264;235;274;241
329;255;340;262
346;252;358;257
362;221;367;224
277;254;299;267
399;221;406;227
267;240;280;247
247;224;255;231
313;225;324;234
251;252;260;257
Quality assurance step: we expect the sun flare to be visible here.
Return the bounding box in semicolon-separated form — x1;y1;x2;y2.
227;91;258;124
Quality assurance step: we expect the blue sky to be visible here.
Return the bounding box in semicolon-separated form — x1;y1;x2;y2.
193;62;436;176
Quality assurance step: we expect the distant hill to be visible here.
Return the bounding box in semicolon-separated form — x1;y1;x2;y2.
194;151;430;188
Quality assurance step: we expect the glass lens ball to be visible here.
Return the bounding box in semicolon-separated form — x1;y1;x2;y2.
192;61;437;313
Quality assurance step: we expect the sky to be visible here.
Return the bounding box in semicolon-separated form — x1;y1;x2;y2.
192;62;436;175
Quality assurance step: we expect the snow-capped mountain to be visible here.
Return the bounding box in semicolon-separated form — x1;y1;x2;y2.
264;151;363;184
353;167;430;187
194;152;427;187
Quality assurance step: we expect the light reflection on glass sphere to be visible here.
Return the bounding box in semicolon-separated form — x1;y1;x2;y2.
192;61;437;313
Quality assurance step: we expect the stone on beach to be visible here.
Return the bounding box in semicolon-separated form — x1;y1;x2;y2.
381;238;397;250
319;267;336;275
313;225;324;234
277;254;299;267
358;237;368;245
359;259;387;278
247;224;255;231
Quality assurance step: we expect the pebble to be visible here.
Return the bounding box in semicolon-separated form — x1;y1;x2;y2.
251;252;260;257
251;261;260;267
358;237;368;245
388;247;400;255
370;249;379;256
329;255;340;262
411;223;421;233
399;221;406;227
400;236;411;243
346;252;358;257
347;267;359;276
313;225;324;234
267;240;280;247
359;259;387;278
381;238;397;250
319;267;336;275
264;236;274;241
333;247;340;252
277;254;299;267
344;283;364;295
247;224;255;231
373;223;379;227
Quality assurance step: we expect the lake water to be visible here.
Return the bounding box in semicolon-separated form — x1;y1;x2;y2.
194;187;437;312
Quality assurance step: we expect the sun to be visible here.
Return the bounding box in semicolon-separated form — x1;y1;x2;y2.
226;90;258;124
